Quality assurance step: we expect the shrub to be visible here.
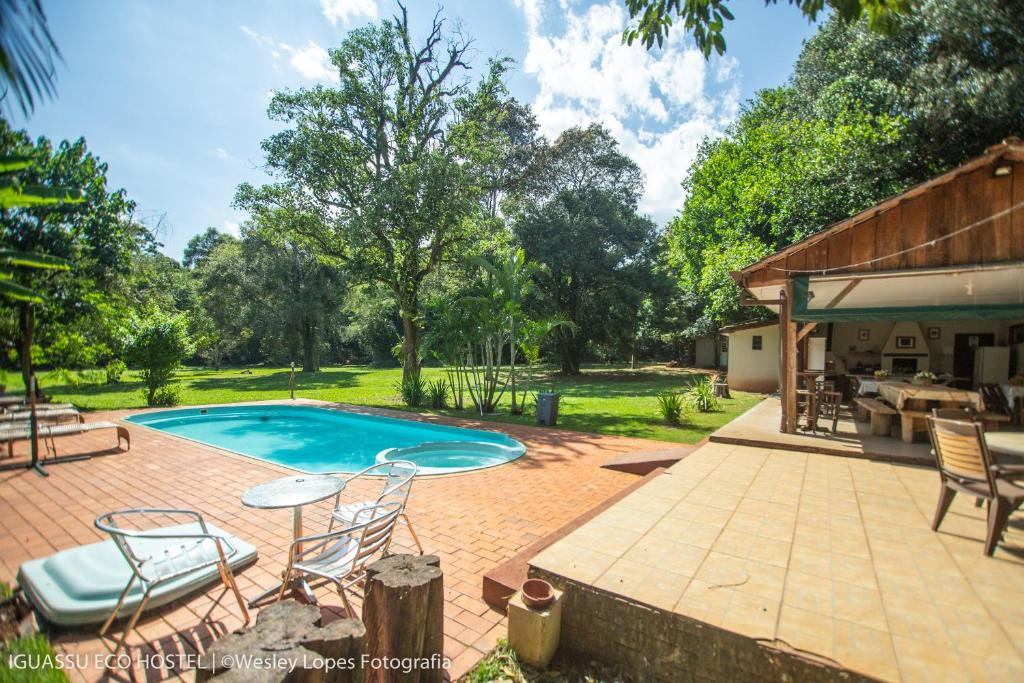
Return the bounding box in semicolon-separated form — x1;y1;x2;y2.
657;392;685;425
104;359;127;384
686;376;720;413
152;385;181;406
396;375;427;407
426;378;449;409
124;312;194;407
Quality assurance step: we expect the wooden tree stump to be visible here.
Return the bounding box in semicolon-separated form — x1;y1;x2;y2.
196;600;364;683
362;554;444;683
713;381;731;399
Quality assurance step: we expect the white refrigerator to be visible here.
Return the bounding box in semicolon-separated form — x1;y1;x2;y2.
974;347;1010;386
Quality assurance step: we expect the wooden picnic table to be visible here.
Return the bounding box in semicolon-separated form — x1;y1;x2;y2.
877;382;984;443
877;382;983;410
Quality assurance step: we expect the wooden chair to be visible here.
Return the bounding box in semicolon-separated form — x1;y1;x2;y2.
978;384;1013;430
927;417;1024;556
813;391;843;434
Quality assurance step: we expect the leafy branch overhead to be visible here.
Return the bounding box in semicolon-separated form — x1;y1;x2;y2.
622;0;910;54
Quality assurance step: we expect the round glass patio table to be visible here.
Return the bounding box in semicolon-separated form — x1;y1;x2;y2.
241;474;346;606
985;432;1024;460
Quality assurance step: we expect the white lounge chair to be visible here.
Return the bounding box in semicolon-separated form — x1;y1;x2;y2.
279;502;402;616
18;509;255;657
330;460;423;554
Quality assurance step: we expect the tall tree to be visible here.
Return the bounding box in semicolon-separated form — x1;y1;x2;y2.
512;125;658;374
242;211;346;372
237;5;508;381
0;123;136;388
193;239;248;369
666;0;1024;327
183;226;235;269
791;0;1024;175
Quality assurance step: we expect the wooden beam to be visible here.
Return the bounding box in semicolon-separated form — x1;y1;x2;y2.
780;281;798;434
796;322;818;343
824;279;862;309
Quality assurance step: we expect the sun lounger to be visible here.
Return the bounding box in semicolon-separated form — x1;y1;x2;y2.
17;520;257;627
1;408;82;424
0;401;75;413
0;420;130;457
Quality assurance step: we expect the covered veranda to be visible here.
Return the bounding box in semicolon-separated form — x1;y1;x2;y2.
732;139;1024;441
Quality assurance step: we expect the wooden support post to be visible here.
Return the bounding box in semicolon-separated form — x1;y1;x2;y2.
363;554;444;683
197;600;365;683
780;281;798;433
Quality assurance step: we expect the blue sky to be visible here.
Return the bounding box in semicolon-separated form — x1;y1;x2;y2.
21;0;820;259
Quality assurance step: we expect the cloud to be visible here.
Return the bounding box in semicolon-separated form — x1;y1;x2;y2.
319;0;377;26
223;221;241;237
213;147;234;161
280;41;337;81
240;25;275;47
517;1;741;225
512;0;543;33
241;26;336;83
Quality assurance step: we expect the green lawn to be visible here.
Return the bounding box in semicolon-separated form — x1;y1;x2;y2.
4;364;762;444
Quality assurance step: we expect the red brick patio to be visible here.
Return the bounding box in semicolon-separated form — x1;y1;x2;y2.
0;400;673;681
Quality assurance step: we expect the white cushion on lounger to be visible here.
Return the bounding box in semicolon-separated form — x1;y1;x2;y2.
17;522;257;626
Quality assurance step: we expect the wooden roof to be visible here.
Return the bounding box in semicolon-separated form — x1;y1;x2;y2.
735;139;1024;289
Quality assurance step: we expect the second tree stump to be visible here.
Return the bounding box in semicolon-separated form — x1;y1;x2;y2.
362;554;444;683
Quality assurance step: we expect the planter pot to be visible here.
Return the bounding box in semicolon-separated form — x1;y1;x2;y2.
914;378;933;386
521;579;555;609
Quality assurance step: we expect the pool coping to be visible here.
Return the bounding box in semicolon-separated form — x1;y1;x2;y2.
121;399;529;476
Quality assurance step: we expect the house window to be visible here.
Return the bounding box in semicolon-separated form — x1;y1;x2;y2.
752;335;763;351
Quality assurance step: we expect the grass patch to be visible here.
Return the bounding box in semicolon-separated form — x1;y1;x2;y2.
5;364;762;444
460;638;631;682
0;634;68;683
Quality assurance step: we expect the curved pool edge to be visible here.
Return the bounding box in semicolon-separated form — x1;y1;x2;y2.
376;439;527;475
123;402;528;476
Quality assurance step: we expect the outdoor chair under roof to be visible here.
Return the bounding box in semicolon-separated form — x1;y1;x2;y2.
330;460;424;555
932;407;976;420
927;416;1024;556
278;502;402;617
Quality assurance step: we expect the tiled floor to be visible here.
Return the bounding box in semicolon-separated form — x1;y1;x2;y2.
0;399;674;681
532;441;1024;682
711;396;936;463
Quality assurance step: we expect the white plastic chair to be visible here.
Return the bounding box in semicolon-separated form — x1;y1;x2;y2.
278;502;402;616
330;460;423;554
94;508;250;656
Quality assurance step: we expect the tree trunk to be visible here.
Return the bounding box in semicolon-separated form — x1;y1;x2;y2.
302;321;318;372
363;554;444;683
400;312;421;382
197;600;364;683
18;303;34;400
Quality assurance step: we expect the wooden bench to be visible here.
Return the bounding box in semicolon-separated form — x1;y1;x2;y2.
854;398;898;437
898;409;931;443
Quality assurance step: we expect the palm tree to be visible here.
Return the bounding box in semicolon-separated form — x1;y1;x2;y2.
0;0;60;117
470;249;540;414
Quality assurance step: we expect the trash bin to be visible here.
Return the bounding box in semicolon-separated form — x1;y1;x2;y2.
536;393;560;426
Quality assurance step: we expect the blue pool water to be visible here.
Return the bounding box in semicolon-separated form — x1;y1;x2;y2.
125;404;526;474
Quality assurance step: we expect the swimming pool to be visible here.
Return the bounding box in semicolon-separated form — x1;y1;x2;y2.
125;404;526;474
